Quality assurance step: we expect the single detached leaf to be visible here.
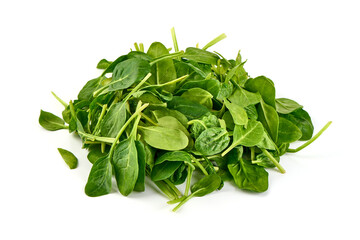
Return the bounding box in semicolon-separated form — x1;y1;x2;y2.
275;98;303;114
112;138;139;196
57;148;78;169
195;127;230;156
39;110;67;131
139;126;189;151
85;155;112;197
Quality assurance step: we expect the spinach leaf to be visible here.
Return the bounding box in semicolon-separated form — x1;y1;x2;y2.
109;58;151;91
112;138;139;196
224;99;248;126
245;76;276;108
78;77;101;101
57;148;78;169
181;88;213;109
275;98;303;114
84;155;113;197
280;108;314;141
257;98;279;142
167;96;210;120
39;110;68;131
139;125;189;151
227;147;268;192
183;47;220;65
278;117;302;144
96;59;112;69
99;101;127;138
177;78;220;97
195;127;230;156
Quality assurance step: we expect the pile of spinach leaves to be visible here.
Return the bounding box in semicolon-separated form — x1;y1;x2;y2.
39;28;331;211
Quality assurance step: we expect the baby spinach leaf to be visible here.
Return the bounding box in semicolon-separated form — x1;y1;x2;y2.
57;148;78;169
227;147;268;192
222;111;234;130
228;87;261;108
217;82;234;100
183;47;220;65
278;117;302;144
39;110;68;131
87;145;108;164
177;78;220;97
112;138;139;196
257;98;279;143
84;155;113;197
252;151;280;168
109;58;151;91
97;59;112;69
195;127;230;156
181;88;213;109
139;125;189;151
224;99;248;126
155;151;193;165
78;77;101;101
151;161;183;181
147;42;177;92
275;98;303;114
245;76;276;108
152;107;188;128
99;101;127;138
244;104;258;120
191;173;222;197
167;96;210;120
157;116;193;149
280;108;314;141
100;55;128;77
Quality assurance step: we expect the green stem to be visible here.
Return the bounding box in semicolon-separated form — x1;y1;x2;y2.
187;119;207;129
149;51;184;66
92;104;107;134
171;27;180;53
202;33;227;50
287;121;332;153
261;149;286;174
221;142;237;157
164;179;182;197
172;192;196;212
134;42;140;51
51;91;68;108
140;113;157;125
184;163;195;196
154;181;177;200
79;132;116;144
192;157;208;176
108;102;149;159
251;147;255;162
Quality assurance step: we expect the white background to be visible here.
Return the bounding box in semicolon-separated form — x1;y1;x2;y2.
1;0;359;239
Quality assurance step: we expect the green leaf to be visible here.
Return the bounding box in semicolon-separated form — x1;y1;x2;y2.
99;101;127;138
280;108;314;141
39;110;67;131
217;82;234;100
183;47;220;65
100;55;128;77
57;148;78;169
177;78;220;97
151;161;183;181
139;125;189;151
78;77;101;101
167;96;210;120
96;59;112;69
87;145;108;164
181;88;213;109
157;116;193;149
224;99;248;126
228;87;261;108
109;58;151;91
85;155;112;197
195;127;230;156
275;98;303;114
191;173;222;197
147;42;177;92
278;117;302;144
227;147;268;192
257;98;279;142
152;107;188;128
134;140;146;192
245;76;276;108
112;138;138;196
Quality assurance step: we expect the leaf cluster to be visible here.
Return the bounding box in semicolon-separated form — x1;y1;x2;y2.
39;28;331;211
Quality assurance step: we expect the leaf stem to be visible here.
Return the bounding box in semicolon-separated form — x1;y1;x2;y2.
149;51;184;66
261;149;286;173
92;104;107;134
192;157;208;176
172;192;196;212
171;27;180;53
108;102;149;159
287;121;332;153
202;33;227;50
51;91;68;108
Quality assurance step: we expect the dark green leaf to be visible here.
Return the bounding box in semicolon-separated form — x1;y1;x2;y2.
195;127;230;156
167;96;210;120
183;47;220;65
280;108;314;141
84;155;112;197
100;101;126;138
245;76;276;108
278;117;302;144
134;141;146;192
